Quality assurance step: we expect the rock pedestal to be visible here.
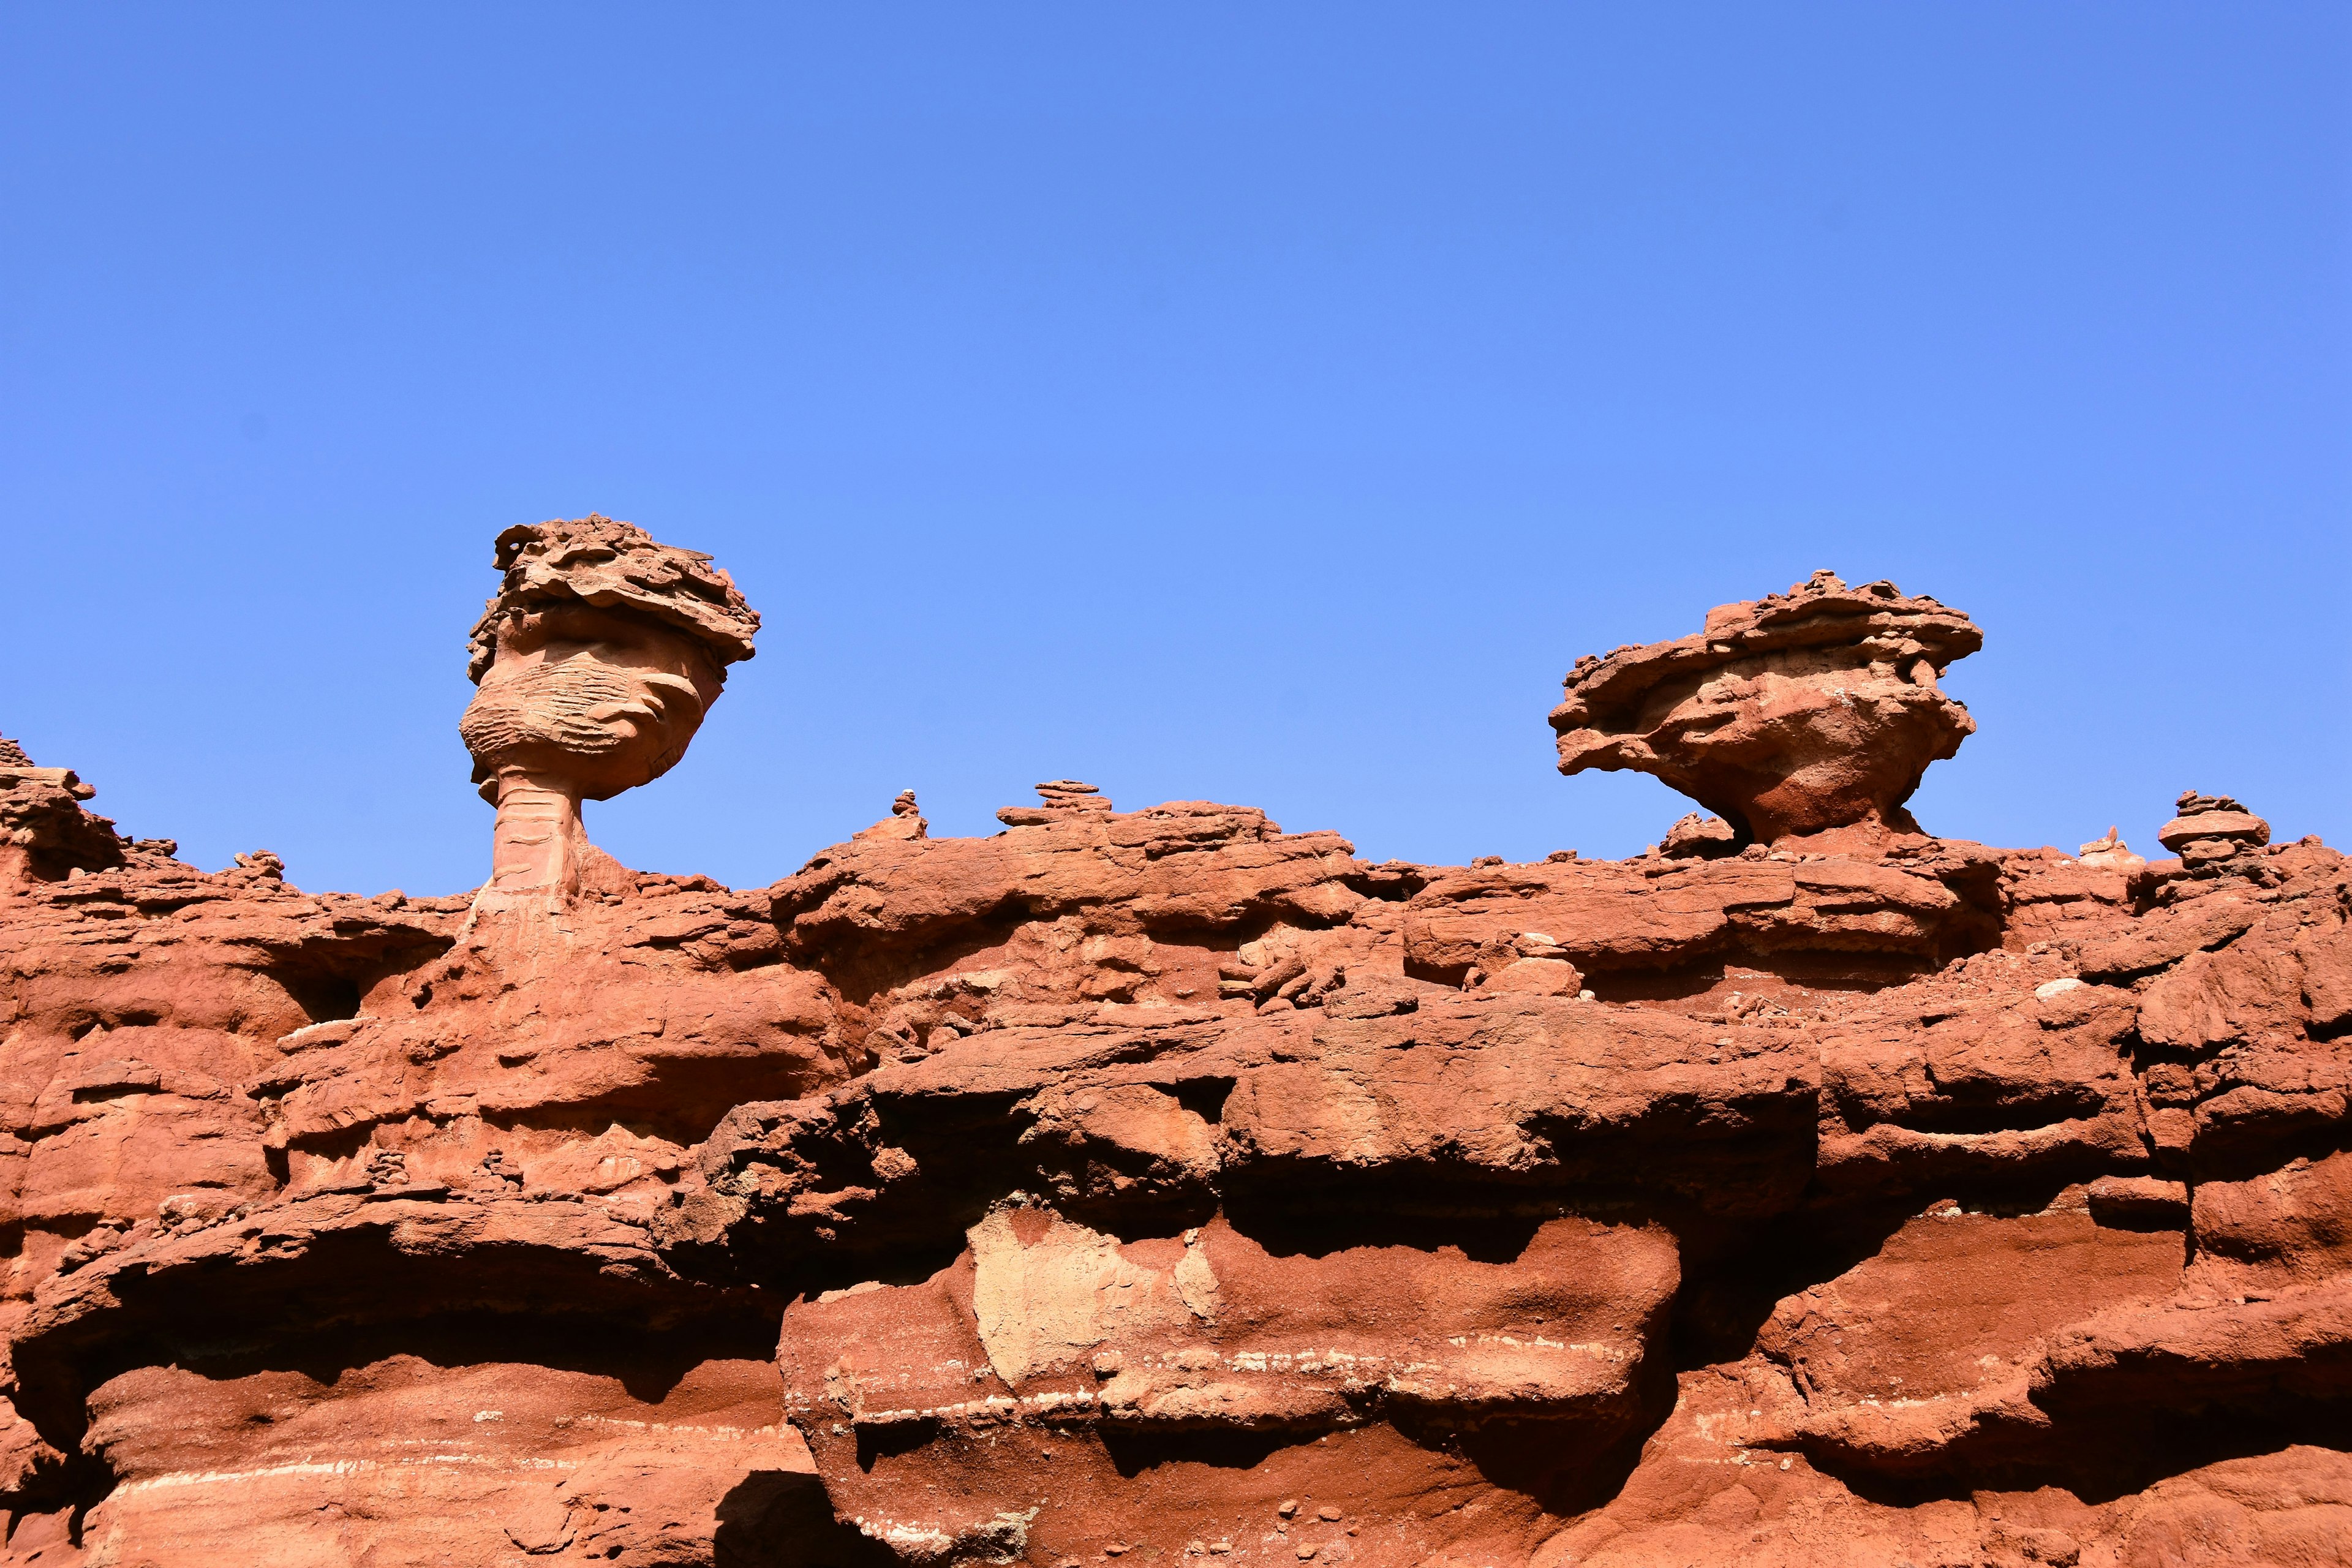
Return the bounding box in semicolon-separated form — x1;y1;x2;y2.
1550;570;1981;846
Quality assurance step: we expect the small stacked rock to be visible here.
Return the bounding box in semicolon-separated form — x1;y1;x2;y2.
231;850;287;882
2158;791;2272;878
856;789;929;843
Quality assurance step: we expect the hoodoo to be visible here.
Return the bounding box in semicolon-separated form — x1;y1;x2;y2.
0;548;2345;1566
460;514;760;906
1549;569;1981;848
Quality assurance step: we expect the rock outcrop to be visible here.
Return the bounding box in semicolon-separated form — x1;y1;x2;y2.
0;741;177;888
1550;571;1981;848
461;514;761;903
1;549;2345;1567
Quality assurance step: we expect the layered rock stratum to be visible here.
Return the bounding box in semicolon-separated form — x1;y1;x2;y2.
2;540;2345;1567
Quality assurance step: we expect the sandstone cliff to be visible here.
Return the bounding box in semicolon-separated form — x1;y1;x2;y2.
1;556;2345;1567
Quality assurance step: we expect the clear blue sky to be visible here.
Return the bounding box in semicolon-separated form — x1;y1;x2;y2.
4;7;2346;897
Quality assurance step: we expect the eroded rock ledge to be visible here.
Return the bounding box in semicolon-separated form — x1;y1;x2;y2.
1;556;2346;1567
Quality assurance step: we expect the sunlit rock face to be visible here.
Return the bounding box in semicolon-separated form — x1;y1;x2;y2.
1549;570;1982;849
2;557;2348;1568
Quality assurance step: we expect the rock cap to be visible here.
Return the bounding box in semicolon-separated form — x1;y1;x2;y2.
1550;570;1983;844
1554;570;1980;739
466;514;760;682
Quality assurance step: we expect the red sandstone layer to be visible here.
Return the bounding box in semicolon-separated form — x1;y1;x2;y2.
0;566;2343;1567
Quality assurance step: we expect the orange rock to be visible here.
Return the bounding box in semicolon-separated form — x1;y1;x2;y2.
1549;570;1981;845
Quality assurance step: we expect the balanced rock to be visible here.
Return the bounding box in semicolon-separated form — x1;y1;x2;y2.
2157;789;2272;875
459;514;759;903
1550;570;1981;846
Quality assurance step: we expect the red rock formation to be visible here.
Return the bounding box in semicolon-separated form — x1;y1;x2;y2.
1550;570;1980;849
462;514;761;904
0;740;178;888
2;552;2346;1566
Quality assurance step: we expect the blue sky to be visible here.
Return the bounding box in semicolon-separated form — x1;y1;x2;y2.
4;6;2346;897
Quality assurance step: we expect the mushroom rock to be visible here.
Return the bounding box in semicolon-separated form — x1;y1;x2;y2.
458;514;760;908
853;789;929;843
6;557;2351;1568
1549;570;1981;848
